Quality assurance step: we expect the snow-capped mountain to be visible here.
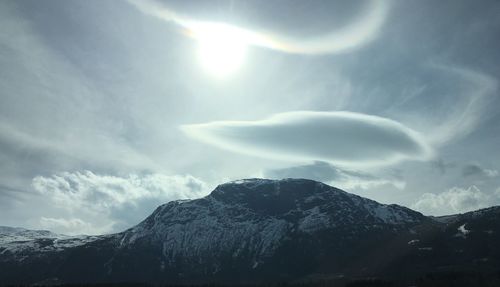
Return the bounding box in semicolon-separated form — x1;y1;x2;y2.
1;178;499;285
0;226;63;245
120;178;425;260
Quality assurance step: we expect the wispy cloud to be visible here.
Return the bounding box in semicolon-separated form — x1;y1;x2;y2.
0;2;161;181
128;0;389;55
182;111;432;167
426;65;498;146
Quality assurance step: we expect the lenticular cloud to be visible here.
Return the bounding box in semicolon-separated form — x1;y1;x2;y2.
181;111;432;166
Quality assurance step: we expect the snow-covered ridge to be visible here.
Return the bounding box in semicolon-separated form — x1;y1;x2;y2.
433;206;500;224
0;235;102;259
0;226;64;244
0;226;104;260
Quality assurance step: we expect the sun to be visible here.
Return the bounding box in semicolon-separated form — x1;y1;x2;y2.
193;23;248;78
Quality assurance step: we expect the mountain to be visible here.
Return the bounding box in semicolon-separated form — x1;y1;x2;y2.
1;178;499;286
0;226;63;244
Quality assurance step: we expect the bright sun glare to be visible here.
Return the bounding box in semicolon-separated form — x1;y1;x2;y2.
194;23;248;78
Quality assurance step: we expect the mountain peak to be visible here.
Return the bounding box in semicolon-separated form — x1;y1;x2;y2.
207;178;348;216
221;177;317;186
210;178;340;200
201;178;424;225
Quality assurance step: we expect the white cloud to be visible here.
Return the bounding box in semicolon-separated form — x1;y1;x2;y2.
32;171;209;235
182;111;432;167
411;186;500;216
485;170;499;177
39;217;109;236
128;0;389;55
335;176;406;191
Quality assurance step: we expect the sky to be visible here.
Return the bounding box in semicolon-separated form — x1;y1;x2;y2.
1;0;500;235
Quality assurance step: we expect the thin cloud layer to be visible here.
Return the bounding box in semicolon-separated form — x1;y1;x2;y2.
182;111;432;166
263;161;405;192
128;0;389;55
462;164;499;178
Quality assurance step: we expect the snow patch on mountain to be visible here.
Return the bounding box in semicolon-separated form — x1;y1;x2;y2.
0;235;101;261
298;206;331;233
364;203;422;224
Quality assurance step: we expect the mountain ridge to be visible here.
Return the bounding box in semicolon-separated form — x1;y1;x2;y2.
1;178;499;285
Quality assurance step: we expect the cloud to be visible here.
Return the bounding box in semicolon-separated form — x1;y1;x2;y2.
0;1;162;187
411;186;500;216
32;171;209;234
263;161;405;191
182;111;432;167
426;65;498;146
128;0;389;55
264;161;344;183
39;217;108;236
462;164;498;178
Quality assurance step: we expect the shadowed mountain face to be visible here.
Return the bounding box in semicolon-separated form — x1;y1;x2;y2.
1;179;499;285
